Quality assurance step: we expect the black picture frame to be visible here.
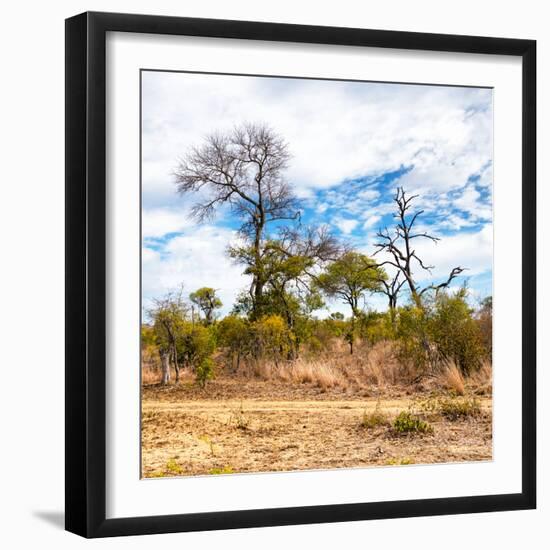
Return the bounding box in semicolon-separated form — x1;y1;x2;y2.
65;11;536;538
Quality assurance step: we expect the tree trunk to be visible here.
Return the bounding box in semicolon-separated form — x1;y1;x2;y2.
172;345;180;383
160;350;171;385
252;216;265;318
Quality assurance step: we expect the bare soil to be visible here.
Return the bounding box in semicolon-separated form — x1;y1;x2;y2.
141;377;492;477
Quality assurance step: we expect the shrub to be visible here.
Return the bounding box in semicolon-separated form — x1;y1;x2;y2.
177;322;217;384
362;402;390;429
429;289;485;375
393;411;433;434
395;306;431;372
416;394;481;421
252;314;291;362
385;457;414;466
165;458;184;475
228;402;250;430
208;466;234;475
438;396;481;420
361;311;395;345
217;315;251;370
195;357;215;388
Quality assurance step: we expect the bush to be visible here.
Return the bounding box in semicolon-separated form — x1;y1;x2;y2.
385;457;414;466
195;357;215;388
393;411;433;434
438;395;481;420
362;404;390;429
252;314;291;362
416;394;481;421
395;306;431;371
217;315;251;370
208;466;234;475
177;322;217;383
361;311;395;345
429;289;485;375
394;289;487;377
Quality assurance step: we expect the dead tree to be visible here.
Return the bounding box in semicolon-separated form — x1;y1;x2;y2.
373;187;465;308
174;123;301;317
376;271;406;323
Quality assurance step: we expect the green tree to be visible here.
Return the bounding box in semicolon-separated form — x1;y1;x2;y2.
149;289;188;383
317;252;385;354
189;287;222;325
217;315;251;371
429;288;485;375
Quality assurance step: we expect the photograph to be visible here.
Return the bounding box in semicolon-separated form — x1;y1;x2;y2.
139;70;494;478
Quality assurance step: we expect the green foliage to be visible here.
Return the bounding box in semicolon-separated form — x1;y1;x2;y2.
393;411;433;434
317;252;385;353
189;287;222;325
477;295;493;357
395;305;430;370
416;394;481;421
217;315;251;368
361;310;396;344
141;324;157;347
316;252;385;309
437;395;481;420
429;288;485;375
362;403;390;429
178;322;216;366
393;288;487;375
165;458;184;475
252;314;291;361
385;457;414;466
208;466;234;475
195;357;215;388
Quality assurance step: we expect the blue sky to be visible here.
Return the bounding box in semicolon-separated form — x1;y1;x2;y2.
142;71;493;317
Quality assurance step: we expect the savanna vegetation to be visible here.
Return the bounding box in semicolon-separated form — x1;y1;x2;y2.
141;123;493;477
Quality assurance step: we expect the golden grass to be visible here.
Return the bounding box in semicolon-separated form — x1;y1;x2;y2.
141;341;492;396
142;366;161;385
253;358;344;390
469;359;492;395
438;361;465;395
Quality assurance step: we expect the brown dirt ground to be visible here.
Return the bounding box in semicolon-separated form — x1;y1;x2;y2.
141;378;492;478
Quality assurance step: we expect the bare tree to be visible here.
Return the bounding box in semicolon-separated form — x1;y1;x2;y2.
373;187;465;307
174;123;301;316
377;271;406;313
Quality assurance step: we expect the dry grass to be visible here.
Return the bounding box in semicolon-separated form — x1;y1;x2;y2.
252;358;344;390
141;341;492;397
438;361;465;395
469;359;493;395
141;393;492;477
142;366;161;385
361;402;390;429
248;341;416;392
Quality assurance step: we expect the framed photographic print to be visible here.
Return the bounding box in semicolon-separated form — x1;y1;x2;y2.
65;11;536;538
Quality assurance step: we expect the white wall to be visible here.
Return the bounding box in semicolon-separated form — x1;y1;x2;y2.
0;1;546;548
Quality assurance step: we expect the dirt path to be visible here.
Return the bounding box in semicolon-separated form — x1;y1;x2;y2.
142;397;492;477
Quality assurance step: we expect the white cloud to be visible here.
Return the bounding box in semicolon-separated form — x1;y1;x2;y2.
334;218;359;235
363;214;382;230
142;207;194;239
142;225;245;315
141;72;493;310
357;188;381;202
408;224;492;283
142;72;492;203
